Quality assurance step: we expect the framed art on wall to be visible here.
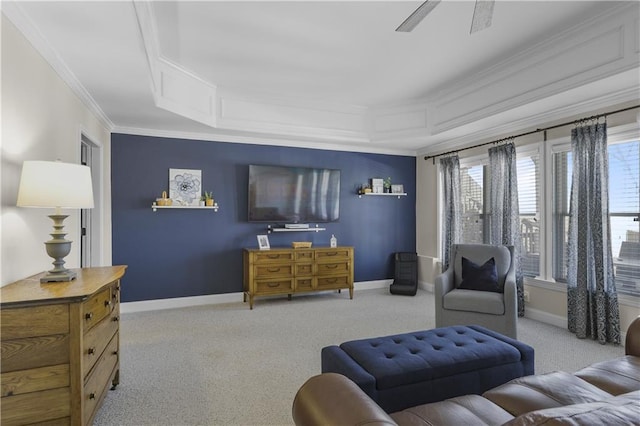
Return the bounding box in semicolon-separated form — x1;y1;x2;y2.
169;168;202;206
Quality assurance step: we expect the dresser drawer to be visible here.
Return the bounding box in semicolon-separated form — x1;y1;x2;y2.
317;275;350;290
316;248;351;260
252;251;294;263
1;304;69;340
1;334;70;373
1;387;70;426
295;263;314;276
83;307;120;378
295;277;315;292
82;287;113;332
1;364;69;397
255;278;294;295
254;264;293;278
317;261;350;276
294;250;314;261
83;334;119;424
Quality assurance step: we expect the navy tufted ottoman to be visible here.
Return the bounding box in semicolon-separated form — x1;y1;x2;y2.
321;325;534;413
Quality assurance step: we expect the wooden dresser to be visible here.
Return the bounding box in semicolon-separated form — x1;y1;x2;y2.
243;247;353;309
0;266;126;426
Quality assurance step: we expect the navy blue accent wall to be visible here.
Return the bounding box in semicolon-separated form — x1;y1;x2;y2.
111;133;416;302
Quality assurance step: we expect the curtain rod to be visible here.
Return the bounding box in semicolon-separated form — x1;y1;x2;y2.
424;104;640;163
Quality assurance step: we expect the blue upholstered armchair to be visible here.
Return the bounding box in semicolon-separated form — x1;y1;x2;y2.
435;244;518;339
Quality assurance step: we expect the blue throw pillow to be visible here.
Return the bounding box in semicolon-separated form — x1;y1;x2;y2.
458;257;500;293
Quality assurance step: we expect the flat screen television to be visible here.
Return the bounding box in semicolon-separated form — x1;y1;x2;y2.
248;164;340;223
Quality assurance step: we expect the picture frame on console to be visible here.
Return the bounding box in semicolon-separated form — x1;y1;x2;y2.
391;184;404;194
257;235;270;250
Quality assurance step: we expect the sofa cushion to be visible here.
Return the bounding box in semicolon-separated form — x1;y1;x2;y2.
503;390;640;426
574;355;640;395
443;289;505;315
483;371;612;417
459;257;500;292
390;394;514;426
339;326;526;391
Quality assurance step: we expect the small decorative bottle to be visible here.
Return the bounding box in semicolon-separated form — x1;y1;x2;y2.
330;234;337;248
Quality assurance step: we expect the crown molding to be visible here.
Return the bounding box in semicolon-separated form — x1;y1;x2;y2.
1;2;114;131
112;125;418;157
431;2;639;135
418;85;640;157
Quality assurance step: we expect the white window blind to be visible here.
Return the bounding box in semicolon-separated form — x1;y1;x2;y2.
460;164;485;244
609;141;640;296
552;140;640;296
517;154;540;277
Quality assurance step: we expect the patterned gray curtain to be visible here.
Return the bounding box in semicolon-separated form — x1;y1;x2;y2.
567;122;620;345
489;142;524;316
440;155;461;272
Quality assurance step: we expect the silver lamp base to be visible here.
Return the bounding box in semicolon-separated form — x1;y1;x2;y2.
41;214;77;283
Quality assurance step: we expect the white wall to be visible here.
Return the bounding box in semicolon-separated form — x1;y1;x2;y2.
1;16;112;285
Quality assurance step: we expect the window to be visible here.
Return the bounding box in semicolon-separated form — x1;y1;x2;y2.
517;152;541;278
609;141;640;296
460;164;486;244
442;123;640;300
458;154;541;278
553;140;640;296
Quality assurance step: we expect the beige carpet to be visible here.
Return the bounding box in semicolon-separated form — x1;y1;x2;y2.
94;288;623;425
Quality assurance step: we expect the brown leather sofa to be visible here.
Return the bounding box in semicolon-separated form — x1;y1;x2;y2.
292;317;640;425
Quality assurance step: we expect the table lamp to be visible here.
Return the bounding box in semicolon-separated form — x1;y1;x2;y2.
17;160;94;282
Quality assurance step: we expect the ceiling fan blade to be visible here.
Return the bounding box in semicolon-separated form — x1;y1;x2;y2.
396;0;442;32
470;0;495;34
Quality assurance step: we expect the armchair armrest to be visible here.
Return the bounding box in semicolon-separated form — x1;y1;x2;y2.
435;267;455;326
292;373;397;426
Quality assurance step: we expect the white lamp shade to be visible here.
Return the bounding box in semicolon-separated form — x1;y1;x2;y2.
17;160;94;209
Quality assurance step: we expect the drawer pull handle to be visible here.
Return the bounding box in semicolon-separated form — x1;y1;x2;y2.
326;278;337;283
326;252;337;256
267;282;281;288
104;300;111;307
88;347;96;355
113;316;120;322
326;264;338;269
89;393;96;400
267;267;281;272
85;312;93;320
267;254;280;259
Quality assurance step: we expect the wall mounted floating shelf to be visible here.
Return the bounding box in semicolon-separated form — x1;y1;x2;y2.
267;225;326;234
152;204;219;212
358;193;407;199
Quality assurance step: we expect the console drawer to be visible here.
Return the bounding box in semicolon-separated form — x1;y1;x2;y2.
316;249;350;260
317;262;350;276
252;251;294;263
254;264;293;278
295;263;314;276
295;277;315;292
295;250;314;261
317;275;349;290
255;278;294;294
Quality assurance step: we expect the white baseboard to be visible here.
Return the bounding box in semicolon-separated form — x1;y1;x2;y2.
524;306;568;329
121;280;392;313
355;279;392;290
120;292;243;313
419;281;434;292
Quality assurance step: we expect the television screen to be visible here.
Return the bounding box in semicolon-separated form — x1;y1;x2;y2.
248;164;340;223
